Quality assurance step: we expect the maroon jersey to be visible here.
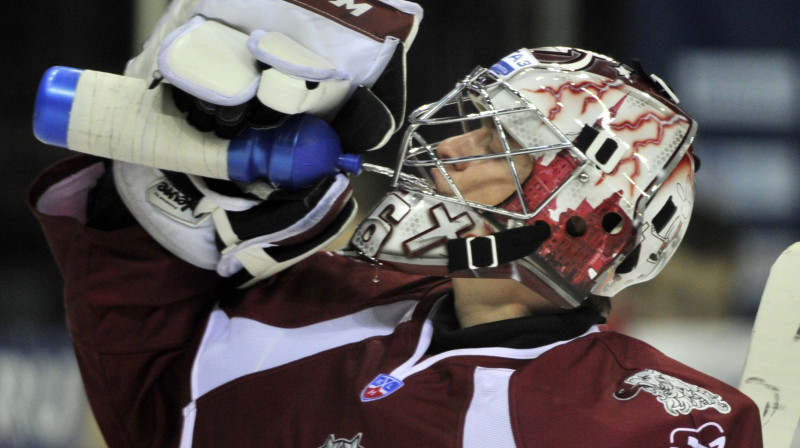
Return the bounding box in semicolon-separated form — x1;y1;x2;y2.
30;156;763;448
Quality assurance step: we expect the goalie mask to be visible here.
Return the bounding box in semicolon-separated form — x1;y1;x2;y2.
351;47;698;308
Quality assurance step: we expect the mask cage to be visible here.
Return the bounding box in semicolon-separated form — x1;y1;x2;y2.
392;66;593;222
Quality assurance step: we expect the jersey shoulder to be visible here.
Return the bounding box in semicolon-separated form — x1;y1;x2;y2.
224;251;452;327
510;330;763;447
590;330;753;405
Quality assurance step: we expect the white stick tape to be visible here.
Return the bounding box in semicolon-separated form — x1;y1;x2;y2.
66;69;230;179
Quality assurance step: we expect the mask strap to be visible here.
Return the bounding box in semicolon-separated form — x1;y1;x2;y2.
446;221;551;272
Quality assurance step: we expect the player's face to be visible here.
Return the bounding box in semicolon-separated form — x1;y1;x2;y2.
431;121;533;206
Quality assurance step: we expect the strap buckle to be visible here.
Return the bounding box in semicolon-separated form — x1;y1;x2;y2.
465;235;498;269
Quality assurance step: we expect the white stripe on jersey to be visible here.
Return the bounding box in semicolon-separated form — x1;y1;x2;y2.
179;401;197;448
191;300;419;399
463;367;517;448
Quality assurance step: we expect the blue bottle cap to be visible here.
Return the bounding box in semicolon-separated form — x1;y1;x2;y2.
33;66;84;148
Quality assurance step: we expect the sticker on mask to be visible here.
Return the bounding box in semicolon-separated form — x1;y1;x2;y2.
489;48;539;77
146;177;209;227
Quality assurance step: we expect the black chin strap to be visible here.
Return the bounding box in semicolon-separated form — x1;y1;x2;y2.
446;221;551;272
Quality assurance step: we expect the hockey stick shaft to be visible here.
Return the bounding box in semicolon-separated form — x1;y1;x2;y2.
739;242;800;447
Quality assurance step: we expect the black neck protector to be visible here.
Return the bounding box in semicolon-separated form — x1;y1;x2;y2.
426;294;606;356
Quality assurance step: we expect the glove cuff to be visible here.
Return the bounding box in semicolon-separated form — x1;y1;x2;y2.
114;161;220;269
228;198;358;288
114;161;357;281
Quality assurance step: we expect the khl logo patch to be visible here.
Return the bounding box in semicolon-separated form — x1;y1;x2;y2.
361;374;403;402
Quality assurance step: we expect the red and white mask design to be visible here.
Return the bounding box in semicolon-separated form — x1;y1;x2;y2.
352;47;698;308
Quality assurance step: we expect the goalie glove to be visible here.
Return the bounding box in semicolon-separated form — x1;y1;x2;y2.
126;0;422;152
95;0;421;280
111;161;356;287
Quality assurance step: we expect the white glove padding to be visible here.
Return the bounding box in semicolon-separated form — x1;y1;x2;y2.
109;0;413;280
113;161;356;286
126;0;422;152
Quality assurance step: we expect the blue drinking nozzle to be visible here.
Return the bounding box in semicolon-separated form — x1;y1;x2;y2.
227;114;362;188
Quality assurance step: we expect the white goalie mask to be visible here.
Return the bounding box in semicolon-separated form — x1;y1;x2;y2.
351;47;698;308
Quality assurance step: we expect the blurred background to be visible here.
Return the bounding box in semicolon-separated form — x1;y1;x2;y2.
2;1;799;446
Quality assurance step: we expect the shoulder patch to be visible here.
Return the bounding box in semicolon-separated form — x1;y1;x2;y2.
319;433;364;448
614;369;732;416
670;422;727;448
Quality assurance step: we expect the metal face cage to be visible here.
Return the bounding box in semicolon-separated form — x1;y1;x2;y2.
391;66;593;223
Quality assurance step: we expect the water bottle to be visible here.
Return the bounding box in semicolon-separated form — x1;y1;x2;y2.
33;66;361;189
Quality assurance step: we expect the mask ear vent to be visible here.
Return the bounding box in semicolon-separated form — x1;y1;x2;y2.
652;197;677;234
574;124;621;173
616;244;640;274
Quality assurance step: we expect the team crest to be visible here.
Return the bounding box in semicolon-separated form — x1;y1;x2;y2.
318;433;364;448
614;369;731;416
669;422;726;448
361;374;403;402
